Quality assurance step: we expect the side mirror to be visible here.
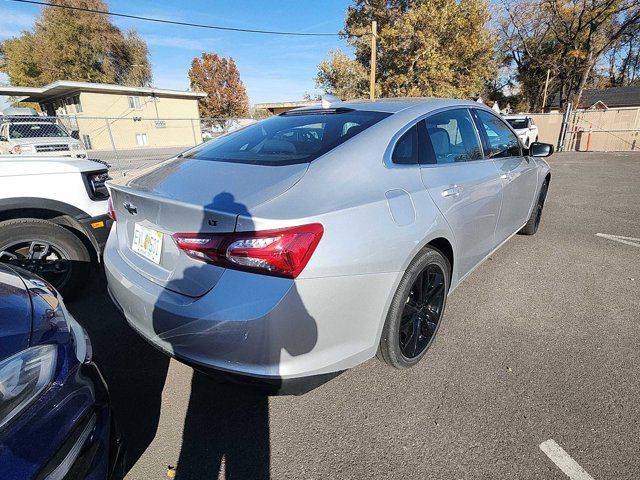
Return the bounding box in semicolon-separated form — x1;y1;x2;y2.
529;142;554;158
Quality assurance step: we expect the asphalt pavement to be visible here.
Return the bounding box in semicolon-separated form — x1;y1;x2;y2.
67;151;640;479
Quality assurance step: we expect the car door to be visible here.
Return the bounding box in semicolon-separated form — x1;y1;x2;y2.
472;109;538;244
418;108;502;279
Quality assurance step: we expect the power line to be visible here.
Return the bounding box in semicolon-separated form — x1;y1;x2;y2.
7;0;342;37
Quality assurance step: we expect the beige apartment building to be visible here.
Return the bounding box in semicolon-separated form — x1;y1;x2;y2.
0;81;206;150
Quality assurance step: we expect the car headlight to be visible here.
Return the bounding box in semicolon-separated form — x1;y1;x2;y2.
83;171;111;200
10;145;36;154
0;344;57;429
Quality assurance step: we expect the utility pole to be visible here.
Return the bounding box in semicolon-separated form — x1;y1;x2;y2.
541;69;551;112
370;20;377;101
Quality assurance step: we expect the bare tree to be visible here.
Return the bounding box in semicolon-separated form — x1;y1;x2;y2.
498;0;640;110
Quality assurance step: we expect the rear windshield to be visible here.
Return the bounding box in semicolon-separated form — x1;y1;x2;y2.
505;118;528;130
185;109;391;166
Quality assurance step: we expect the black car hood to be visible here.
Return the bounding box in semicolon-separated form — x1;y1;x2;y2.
0;265;32;360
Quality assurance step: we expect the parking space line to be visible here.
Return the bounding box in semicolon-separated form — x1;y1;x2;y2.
595;233;640;248
539;439;595;480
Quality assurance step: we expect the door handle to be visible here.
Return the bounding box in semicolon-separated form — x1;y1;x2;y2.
441;185;463;198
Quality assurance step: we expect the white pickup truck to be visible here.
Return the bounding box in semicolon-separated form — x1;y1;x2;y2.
0;155;111;296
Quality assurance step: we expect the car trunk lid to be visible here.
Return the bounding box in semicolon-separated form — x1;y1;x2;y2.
108;157;307;297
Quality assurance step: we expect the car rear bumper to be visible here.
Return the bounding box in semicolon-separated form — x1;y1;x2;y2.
104;229;398;388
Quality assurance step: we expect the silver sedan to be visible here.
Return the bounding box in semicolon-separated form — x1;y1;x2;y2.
104;98;552;394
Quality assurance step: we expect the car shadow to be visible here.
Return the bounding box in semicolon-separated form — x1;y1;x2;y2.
68;191;318;479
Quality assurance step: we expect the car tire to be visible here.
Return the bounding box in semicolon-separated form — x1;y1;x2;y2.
0;218;91;297
520;179;549;235
377;246;451;369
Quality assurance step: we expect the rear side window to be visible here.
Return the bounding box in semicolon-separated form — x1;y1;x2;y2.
186;109;390;166
474;110;521;158
421;109;483;164
392;125;419;164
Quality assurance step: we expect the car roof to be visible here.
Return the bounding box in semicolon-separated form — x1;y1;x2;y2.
293;97;483;115
503;114;529;119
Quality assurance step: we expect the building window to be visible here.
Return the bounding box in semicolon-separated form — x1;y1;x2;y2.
82;134;92;150
136;133;148;146
128;96;142;110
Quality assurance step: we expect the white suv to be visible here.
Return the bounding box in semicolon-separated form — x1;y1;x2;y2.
0;119;87;158
504;115;539;148
0;155;111;296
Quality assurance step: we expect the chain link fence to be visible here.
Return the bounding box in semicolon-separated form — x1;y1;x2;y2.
0;114;257;176
2;109;637;179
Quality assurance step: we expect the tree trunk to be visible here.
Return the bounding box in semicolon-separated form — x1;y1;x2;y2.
573;50;595;110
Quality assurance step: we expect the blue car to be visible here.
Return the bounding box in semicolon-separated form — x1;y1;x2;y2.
0;264;123;479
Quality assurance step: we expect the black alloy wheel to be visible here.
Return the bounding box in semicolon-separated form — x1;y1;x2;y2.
398;264;446;359
534;181;549;230
520;179;549;235
378;246;451;369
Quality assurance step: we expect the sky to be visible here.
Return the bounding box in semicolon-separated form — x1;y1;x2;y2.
0;0;353;109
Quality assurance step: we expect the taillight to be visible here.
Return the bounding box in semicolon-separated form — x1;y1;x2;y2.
107;197;116;221
172;223;323;278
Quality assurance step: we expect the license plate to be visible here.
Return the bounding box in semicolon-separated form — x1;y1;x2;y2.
131;223;163;264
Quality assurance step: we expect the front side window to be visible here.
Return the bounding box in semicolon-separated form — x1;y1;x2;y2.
475;110;521;159
421;109;483;164
186;109;390;166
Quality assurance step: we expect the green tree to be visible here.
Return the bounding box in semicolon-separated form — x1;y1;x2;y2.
188;53;249;119
316;49;369;99
0;0;151;87
316;0;496;99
